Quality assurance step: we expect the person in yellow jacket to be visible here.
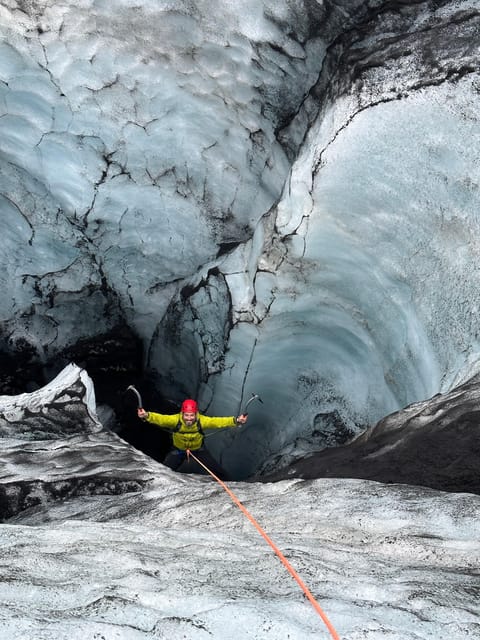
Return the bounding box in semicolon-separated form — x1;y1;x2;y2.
137;398;247;478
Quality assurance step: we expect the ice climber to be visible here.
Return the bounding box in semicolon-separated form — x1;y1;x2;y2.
137;399;247;479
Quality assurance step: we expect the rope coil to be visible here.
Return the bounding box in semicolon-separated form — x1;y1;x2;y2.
186;449;341;640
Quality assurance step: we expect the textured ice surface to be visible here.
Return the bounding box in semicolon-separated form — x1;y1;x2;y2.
0;366;479;639
0;2;479;477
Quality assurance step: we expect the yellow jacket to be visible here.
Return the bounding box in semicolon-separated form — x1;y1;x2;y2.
145;412;237;451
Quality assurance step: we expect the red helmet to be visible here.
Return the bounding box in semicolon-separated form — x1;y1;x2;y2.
181;399;198;413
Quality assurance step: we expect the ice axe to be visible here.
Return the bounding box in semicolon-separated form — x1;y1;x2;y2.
126;384;143;409
241;392;263;417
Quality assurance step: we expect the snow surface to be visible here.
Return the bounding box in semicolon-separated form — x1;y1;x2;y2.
0;365;479;639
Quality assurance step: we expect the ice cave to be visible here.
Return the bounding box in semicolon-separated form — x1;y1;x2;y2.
0;2;479;639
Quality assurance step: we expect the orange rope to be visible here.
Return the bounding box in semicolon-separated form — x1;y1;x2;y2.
186;449;341;640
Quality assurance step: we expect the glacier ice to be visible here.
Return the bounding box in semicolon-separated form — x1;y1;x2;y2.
0;3;480;637
0;365;478;639
0;1;479;479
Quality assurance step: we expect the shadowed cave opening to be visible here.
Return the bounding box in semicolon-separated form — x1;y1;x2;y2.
0;323;267;479
2;319;479;493
0;319;358;481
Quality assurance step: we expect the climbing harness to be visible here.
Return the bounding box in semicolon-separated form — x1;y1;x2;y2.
186;449;341;640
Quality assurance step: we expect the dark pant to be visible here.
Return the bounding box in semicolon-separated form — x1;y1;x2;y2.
163;447;230;480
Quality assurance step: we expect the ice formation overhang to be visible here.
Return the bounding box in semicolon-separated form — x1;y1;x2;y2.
0;1;479;477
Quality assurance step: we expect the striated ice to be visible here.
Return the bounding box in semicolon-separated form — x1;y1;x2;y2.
0;2;479;479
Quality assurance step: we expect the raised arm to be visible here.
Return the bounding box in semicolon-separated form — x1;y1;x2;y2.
137;408;179;429
200;414;248;429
